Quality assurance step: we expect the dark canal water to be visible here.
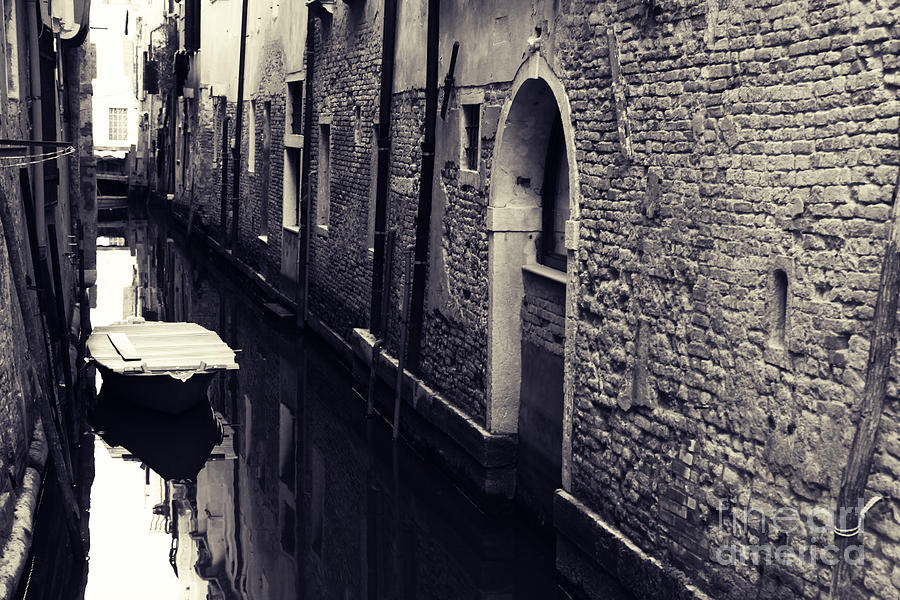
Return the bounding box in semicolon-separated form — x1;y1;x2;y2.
78;202;634;600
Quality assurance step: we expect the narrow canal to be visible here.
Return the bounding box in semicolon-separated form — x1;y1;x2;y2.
80;202;633;599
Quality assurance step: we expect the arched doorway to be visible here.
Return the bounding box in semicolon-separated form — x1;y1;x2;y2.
486;54;578;522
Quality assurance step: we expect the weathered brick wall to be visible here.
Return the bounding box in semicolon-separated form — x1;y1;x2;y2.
522;274;566;358
557;0;900;597
414;85;507;423
0;33;39;540
0;22;94;550
306;6;382;333
237;41;287;282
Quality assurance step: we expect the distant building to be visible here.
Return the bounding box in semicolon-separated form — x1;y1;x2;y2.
90;0;140;157
138;2;900;599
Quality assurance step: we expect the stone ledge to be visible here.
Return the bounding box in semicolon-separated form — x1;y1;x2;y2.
350;328;517;499
0;420;48;600
555;489;712;600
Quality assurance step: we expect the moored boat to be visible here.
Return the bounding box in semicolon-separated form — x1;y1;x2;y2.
87;319;239;414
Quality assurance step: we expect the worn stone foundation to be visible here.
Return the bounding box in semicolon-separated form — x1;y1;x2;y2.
0;421;48;600
349;328;517;502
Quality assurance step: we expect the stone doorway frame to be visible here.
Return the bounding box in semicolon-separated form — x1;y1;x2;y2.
485;52;580;491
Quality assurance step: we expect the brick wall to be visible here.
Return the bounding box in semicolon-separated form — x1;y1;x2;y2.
522;273;566;358
559;0;900;597
307;5;382;334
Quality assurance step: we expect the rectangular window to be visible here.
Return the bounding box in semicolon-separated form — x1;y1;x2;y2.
287;80;303;136
461;103;480;171
108;108;128;141
184;0;201;51
263;101;271;151
248;100;256;173
317;124;331;229
283;148;301;228
260;101;271;236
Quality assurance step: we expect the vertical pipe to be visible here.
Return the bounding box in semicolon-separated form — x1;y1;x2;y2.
230;0;249;250
298;12;315;326
369;0;399;335
405;0;440;371
26;0;45;247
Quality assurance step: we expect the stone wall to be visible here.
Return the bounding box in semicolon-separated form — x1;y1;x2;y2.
560;0;900;597
0;16;40;544
306;4;382;335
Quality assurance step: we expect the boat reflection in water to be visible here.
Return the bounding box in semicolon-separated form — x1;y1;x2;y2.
91;387;223;482
97;204;632;600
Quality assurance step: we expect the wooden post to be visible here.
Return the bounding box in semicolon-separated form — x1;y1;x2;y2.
830;124;900;598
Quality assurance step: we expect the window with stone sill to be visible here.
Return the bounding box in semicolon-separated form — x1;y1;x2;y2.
461;103;481;171
317;123;331;229
249;99;256;173
287;80;303;136
260;101;271;236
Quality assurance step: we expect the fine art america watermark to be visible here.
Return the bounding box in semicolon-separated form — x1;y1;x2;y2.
712;497;882;567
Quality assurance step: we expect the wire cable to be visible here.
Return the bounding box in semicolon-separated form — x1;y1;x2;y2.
0;146;75;168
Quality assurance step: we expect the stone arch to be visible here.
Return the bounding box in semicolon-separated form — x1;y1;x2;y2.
486;52;579;495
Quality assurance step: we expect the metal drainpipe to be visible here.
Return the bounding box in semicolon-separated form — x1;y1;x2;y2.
26;0;45;248
405;0;439;371
229;0;249;250
298;13;315;325
369;0;399;336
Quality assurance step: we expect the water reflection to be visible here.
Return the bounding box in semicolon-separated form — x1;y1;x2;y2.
92;389;222;481
102;204;626;600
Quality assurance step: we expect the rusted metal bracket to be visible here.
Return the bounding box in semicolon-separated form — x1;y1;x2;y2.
440;41;460;120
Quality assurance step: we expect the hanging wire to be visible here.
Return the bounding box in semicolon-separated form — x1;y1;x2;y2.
0;146;76;168
0;147;75;161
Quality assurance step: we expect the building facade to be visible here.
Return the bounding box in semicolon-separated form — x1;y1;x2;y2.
0;0;96;596
140;1;900;598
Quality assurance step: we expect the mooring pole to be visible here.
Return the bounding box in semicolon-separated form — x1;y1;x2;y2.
830;122;900;598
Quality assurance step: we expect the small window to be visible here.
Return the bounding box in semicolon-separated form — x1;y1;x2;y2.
248;100;256;173
540;114;568;271
108;108;128;141
260;101;271;236
317;123;331;229
461;103;480;171
354;105;362;146
283;147;301;228
263;101;271;152
770;269;788;348
287;80;303;136
184;0;201;51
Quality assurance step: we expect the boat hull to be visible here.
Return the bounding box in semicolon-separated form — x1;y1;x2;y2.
97;366;217;415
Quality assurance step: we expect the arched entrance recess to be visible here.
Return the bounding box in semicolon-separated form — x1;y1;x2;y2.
486;53;580;507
